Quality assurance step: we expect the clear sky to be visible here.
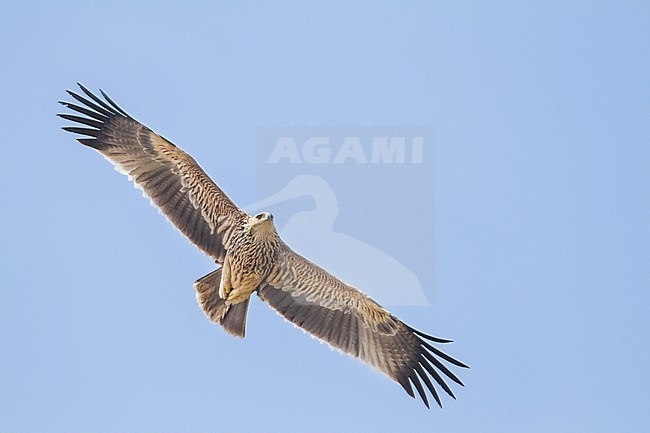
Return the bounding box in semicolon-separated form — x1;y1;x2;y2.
1;1;649;432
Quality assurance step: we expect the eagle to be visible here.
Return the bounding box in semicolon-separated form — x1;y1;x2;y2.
58;84;468;408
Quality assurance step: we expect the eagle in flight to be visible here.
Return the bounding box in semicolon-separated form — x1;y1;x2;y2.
59;84;468;408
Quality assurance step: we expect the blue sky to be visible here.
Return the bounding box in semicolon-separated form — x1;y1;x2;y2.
1;1;649;432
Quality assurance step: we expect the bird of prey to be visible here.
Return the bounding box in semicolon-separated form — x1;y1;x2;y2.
58;84;468;408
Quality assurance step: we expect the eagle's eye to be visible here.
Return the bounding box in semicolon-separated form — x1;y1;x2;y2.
256;213;264;220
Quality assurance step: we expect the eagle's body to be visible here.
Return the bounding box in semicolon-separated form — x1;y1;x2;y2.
220;212;280;304
59;84;468;408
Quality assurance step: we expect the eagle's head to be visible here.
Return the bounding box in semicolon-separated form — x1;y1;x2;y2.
245;212;276;236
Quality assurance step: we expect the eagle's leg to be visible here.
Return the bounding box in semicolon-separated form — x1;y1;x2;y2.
224;289;250;305
220;285;233;300
224;275;265;305
219;256;233;300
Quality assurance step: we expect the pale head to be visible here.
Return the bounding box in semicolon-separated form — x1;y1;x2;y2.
245;212;276;235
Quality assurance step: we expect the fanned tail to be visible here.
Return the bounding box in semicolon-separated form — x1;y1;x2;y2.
194;268;250;338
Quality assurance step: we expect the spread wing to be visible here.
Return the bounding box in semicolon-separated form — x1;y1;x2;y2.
58;84;246;263
258;244;469;408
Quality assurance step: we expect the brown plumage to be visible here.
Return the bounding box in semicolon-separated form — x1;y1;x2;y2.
59;84;468;408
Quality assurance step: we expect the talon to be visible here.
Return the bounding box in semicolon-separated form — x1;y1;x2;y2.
219;285;232;300
225;289;246;306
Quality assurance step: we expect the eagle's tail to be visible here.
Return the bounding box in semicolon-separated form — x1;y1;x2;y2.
194;268;250;338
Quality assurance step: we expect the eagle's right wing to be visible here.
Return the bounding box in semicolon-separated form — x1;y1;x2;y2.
59;84;246;263
258;244;468;408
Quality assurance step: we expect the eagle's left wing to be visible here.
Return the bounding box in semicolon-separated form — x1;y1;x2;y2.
258;243;468;408
58;84;246;263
